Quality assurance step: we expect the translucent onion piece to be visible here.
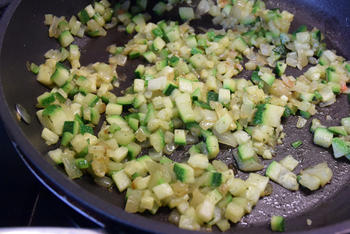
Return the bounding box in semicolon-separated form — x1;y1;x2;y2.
94;176;114;188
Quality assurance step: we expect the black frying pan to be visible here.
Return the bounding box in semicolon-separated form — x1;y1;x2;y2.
1;0;350;233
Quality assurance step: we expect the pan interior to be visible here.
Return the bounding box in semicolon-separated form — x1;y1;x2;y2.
1;0;350;233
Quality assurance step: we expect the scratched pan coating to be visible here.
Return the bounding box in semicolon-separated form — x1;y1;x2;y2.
0;0;350;233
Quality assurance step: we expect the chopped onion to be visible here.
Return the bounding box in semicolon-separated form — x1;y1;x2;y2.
286;52;298;67
260;44;273;56
164;143;176;155
196;0;210;16
168;210;180;225
296;116;307;128
94;176;114;188
186;134;198;145
114;54;127;66
215;131;238;147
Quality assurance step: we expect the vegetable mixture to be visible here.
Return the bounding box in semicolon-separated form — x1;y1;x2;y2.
29;0;350;231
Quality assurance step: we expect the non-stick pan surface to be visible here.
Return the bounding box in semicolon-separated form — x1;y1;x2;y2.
1;0;350;233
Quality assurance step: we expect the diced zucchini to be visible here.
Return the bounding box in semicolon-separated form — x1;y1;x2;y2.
132;13;145;27
173;163;195;183
75;158;89;169
163;83;178;96
279;155;299;171
136;0;147;9
126;22;135;34
310;118;325;133
94;13;106;27
206;135;219;159
126;142;141;159
152;2;167;16
174;129;186;145
297;173;321;191
253;104;284;127
185;35;197;48
218;88;231;104
114;128;135;146
155;59;168;71
223;79;236;92
191;88;201;101
41;128;59;145
142;103;155;125
152;183;174;200
54;91;66;104
332;138;350;158
227;178;246;197
341;117;350;134
106;103;122;115
187;154;209;169
301;162;332;187
266;161;299;191
106;115;128;128
37;92;56;108
163;25;180;42
58;31;74;47
328;126;347;136
326;67;339;83
129;51;140;59
206;189;223;204
245;173;269;197
48;148;63;164
189;53;207;69
196;199;215;223
234;150;263;172
231;37;248;54
78;9;90;24
313;128;333;148
79;124;94;135
116;94;135;105
179;78;193;93
29;62;40;74
179;7;195;21
143;51;157;63
133;94;146;109
134;64;145;78
222;4;232;16
207;91;218;103
41;104;68;135
271;216;285;232
238;142;256;161
225;201;245;223
291;140;303;149
112;170;131;192
152;37;166;52
152;26;164;38
109;147;128;162
147;76;167;91
300;93;315;102
275;61;287;77
209;172;222;187
175;93;195;123
61;120;79;143
83;93;99;107
260;72;275;86
128;117;139;131
51;63;70;87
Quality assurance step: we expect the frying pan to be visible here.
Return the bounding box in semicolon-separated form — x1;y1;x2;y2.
1;0;350;233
